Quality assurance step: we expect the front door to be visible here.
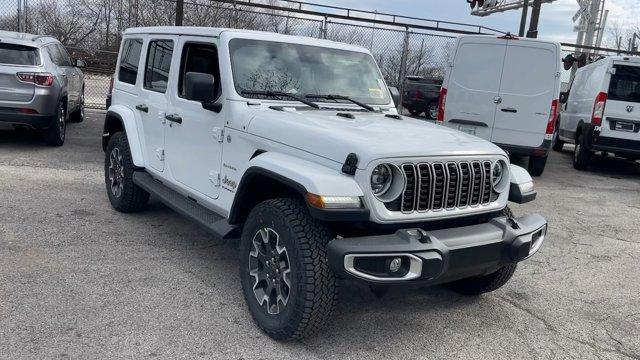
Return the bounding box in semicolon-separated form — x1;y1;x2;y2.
444;37;507;141
139;37;177;172
165;37;224;199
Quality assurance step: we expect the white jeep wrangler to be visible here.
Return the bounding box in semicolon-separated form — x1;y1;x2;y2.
103;26;547;340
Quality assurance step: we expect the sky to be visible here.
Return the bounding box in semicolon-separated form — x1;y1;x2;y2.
317;0;640;46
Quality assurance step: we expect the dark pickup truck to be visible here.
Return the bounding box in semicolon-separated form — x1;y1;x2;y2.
402;76;442;119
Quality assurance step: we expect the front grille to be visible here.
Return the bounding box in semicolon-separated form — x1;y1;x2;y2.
387;160;499;213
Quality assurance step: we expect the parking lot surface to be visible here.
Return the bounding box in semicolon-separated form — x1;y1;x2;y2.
0;111;639;359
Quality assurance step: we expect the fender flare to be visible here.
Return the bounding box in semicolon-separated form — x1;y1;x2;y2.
229;152;366;224
104;106;145;167
508;164;536;204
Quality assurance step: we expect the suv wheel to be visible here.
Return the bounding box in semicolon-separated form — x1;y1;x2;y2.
408;108;421;116
551;125;564;151
528;155;548;177
445;206;518;296
427;102;438;120
573;133;591;170
105;132;150;212
240;198;338;340
44;102;66;146
70;92;85;123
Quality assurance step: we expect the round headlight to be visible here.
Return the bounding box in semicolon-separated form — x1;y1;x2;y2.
371;164;393;196
492;161;504;188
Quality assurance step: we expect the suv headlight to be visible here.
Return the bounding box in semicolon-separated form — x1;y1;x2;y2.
491;160;509;193
371;164;392;196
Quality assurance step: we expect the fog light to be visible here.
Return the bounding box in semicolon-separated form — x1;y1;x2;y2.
389;257;402;273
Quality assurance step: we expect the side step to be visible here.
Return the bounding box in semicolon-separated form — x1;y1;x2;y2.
133;171;238;239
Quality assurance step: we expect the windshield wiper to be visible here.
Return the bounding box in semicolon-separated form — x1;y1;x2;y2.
241;90;319;109
305;94;375;112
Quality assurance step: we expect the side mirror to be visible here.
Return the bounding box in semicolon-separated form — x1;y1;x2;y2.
185;71;222;112
559;91;569;104
388;86;400;108
74;59;86;68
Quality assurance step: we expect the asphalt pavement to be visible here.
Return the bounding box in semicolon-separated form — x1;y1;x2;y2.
0;111;638;359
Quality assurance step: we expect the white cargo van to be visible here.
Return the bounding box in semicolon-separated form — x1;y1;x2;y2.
554;56;640;169
438;35;562;176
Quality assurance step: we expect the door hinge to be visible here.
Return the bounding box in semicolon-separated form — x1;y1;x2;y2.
209;171;221;186
213;127;224;143
156;148;165;161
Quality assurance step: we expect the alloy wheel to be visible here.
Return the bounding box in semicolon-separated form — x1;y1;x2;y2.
108;148;125;198
58;107;66;141
249;227;291;315
428;104;438;119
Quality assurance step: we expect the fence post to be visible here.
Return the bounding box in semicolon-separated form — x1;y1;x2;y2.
397;27;410;114
175;0;184;26
322;16;328;39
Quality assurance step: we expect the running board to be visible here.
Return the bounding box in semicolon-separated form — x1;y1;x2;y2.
133;171;237;239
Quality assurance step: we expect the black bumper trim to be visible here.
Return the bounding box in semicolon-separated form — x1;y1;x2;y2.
496;140;551;157
0;111;56;129
326;213;547;285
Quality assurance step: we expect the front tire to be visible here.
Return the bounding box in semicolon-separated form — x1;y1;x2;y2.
104;132;150;212
408;108;421;116
551;125;564;151
44;102;66;146
69;92;85;123
573;133;591;170
528;155;548;176
239;198;338;341
445;206;517;296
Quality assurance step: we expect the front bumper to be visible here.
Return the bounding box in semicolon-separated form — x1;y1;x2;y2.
327;213;547;285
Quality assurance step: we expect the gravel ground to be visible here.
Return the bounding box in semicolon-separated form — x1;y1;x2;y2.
0;111;639;359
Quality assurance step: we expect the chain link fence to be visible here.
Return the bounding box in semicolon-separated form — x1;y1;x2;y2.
2;0;494;110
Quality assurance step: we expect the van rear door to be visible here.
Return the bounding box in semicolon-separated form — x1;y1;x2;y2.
0;43;39;102
600;63;640;141
443;37;507;140
491;40;560;148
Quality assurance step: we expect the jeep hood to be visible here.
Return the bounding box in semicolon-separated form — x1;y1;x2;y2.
246;108;505;168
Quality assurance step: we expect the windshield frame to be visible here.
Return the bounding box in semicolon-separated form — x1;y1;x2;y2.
227;37;392;107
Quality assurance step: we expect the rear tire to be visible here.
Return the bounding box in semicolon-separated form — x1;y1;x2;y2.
239;198;338;341
528;155;547;177
573;133;591;170
105;132;150;212
43;102;66;146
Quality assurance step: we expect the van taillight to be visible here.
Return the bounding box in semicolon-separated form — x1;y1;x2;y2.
17;72;54;87
592;92;607;126
545;99;559;139
437;87;447;124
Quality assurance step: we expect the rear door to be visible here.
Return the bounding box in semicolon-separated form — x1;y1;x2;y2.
444;37;507;141
0;43;39;103
601;63;640;141
491;40;560;147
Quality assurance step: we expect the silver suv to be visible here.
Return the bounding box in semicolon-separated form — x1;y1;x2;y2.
0;31;85;146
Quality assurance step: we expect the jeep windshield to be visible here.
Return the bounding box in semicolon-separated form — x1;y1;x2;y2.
229;38;391;106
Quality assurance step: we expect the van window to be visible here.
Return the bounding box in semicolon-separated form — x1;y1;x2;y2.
608;65;640;103
500;45;556;96
0;43;40;65
118;39;143;85
178;43;220;98
451;43;504;92
144;40;174;93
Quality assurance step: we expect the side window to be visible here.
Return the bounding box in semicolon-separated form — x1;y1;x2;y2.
118;39;143;85
178;42;220;99
56;44;73;66
144;40;174;93
47;45;62;66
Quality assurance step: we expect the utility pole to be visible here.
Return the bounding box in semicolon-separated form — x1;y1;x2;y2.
175;0;184;26
518;0;529;37
526;0;542;38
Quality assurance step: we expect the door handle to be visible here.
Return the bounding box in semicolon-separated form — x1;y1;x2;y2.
493;96;502;104
501;108;517;113
165;114;183;124
135;104;148;113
